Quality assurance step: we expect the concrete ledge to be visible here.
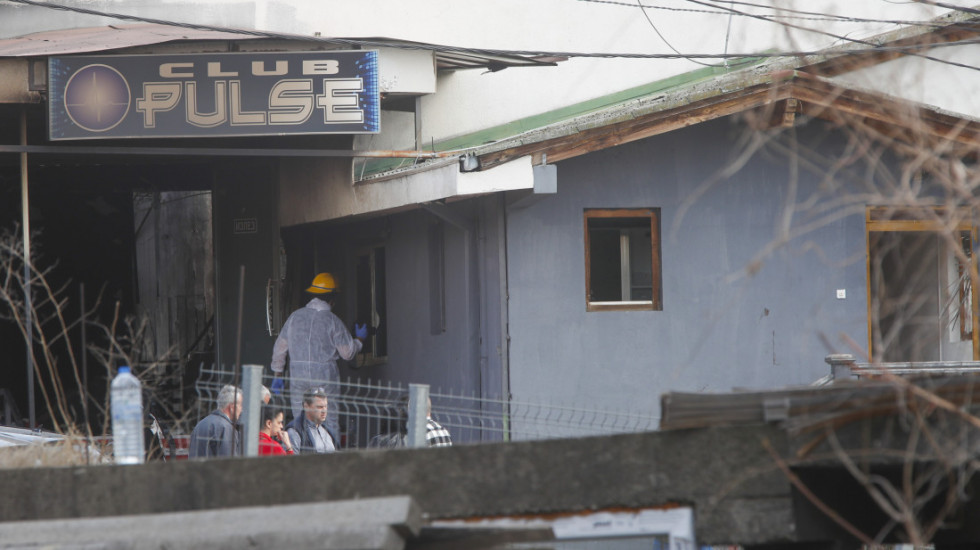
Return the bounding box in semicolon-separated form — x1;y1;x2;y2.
0;496;420;550
0;427;792;546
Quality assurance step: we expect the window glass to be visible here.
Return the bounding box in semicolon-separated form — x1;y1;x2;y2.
585;209;661;311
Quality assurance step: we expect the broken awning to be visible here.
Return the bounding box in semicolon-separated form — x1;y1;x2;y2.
0;425;63;448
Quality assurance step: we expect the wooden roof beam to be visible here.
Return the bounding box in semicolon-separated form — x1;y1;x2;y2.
788;76;980;146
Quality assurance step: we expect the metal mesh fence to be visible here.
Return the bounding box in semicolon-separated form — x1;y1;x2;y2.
191;363;660;448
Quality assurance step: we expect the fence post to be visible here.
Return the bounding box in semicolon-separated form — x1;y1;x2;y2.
241;364;263;457
825;354;857;381
407;384;429;448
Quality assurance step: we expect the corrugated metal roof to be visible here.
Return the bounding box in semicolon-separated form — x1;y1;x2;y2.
359;37;560;71
0;23;558;72
0;24;256;57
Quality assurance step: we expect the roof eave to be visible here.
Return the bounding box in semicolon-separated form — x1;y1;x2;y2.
358;65;980;184
472;69;796;170
474;70;980;170
798;8;980;77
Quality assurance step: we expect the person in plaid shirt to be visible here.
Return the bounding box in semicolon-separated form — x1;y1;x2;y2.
426;417;452;447
426;397;452;447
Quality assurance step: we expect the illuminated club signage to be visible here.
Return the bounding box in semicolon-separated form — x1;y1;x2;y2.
48;50;379;140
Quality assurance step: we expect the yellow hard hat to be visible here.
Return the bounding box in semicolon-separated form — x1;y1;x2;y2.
307;272;338;294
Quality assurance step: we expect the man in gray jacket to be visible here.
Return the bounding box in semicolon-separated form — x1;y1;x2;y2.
188;384;242;459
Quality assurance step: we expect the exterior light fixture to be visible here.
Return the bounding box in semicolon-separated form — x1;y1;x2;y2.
459;153;481;172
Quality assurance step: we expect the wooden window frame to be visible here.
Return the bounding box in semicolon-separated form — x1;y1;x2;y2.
584;208;662;312
955;237;974;342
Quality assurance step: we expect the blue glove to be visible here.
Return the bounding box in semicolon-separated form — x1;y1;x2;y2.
355;323;368;340
270;377;284;395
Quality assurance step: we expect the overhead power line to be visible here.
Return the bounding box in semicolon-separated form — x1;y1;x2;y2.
681;0;980;73
578;0;972;28
910;0;980;16
708;0;954;26
571;0;731;16
2;0;980;73
683;0;963;44
577;0;980;73
635;0;726;68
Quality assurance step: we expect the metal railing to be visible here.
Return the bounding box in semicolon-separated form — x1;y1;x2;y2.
825;354;980;381
190;363;660;452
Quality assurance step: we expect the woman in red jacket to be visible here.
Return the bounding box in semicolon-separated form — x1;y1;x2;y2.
258;404;295;456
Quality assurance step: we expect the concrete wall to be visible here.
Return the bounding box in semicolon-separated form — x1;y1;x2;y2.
5;385;980;548
505;117;872;421
0;426;798;547
0;59;39;103
278;157;357;227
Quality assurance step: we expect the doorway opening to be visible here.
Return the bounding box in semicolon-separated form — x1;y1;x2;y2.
867;207;978;362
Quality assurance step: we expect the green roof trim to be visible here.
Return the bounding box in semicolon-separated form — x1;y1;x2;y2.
358;56;766;180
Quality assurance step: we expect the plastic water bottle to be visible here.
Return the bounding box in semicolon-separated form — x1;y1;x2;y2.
110;366;144;464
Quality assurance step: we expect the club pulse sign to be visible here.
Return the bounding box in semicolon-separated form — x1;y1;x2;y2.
48;51;380;140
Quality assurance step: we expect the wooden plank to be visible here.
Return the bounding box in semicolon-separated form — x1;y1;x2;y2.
866;219;972;232
660;376;980;431
867;206;974;222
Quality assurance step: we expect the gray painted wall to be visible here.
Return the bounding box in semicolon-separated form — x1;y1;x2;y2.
505;118;872;420
300;117;935;428
315;197;507;409
378;207;481;393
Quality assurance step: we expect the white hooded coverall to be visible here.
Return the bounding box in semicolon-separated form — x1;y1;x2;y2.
271;297;362;437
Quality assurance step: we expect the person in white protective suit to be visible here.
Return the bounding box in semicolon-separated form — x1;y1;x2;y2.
270;272;367;440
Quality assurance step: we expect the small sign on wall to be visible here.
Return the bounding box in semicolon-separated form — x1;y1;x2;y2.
234;218;258;234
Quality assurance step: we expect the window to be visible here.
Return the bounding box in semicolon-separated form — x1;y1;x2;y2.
866;206;977;361
584;208;662;312
355;246;387;363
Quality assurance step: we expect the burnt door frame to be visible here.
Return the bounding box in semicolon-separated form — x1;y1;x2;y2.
212;160;280;372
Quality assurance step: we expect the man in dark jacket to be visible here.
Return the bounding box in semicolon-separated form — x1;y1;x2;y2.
285;389;338;453
188;384;242;458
